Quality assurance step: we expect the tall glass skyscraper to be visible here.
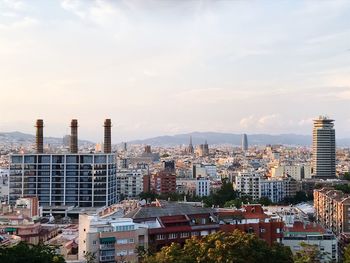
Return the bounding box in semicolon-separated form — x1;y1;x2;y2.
312;116;336;178
242;134;248;151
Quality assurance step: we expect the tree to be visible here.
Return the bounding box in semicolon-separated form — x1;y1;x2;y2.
203;179;238;207
294;242;329;263
0;242;65;263
343;172;350;181
258;196;272;206
143;230;293;263
83;251;96;263
344;243;350;263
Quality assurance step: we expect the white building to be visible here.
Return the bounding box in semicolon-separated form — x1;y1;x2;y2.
234;172;297;203
117;169;144;199
192;164;217;179
271;164;312;181
234;172;261;200
282;222;337;262
196;177;211;197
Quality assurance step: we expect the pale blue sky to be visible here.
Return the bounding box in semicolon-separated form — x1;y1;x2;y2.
0;0;350;142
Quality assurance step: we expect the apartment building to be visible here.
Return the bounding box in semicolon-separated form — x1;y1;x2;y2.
234;172;297;203
218;204;284;245
271;164;312;181
124;200;220;251
196;177;211;197
282;221;338;262
79;214;148;263
117;169;144;199
314;187;350;235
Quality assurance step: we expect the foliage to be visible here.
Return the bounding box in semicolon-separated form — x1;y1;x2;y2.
281;191;313;205
83;251;96;263
334;184;350;194
143;230;293;263
203;179;238;207
343;172;350;181
293;242;329;263
0;242;65;263
139;192;159;202
224;195;253;208
344;243;350;263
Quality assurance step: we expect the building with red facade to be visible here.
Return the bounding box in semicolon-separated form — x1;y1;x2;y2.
218;204;284;245
151;171;176;195
124;200;220;251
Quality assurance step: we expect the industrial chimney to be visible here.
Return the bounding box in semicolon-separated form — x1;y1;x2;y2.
35;119;44;153
104;119;112;153
70;119;78;153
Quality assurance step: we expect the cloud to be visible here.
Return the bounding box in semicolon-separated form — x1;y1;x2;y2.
240;114;279;130
60;0;126;26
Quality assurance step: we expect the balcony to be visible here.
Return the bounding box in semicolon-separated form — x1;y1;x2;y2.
100;243;115;250
100;255;115;262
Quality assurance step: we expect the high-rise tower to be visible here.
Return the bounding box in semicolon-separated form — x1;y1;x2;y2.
242;134;248;151
188;136;194;154
312;116;336;178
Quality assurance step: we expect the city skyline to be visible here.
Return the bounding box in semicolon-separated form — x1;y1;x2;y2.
1;1;350;141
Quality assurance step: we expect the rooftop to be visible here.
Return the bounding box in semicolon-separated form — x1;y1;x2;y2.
124;200;214;219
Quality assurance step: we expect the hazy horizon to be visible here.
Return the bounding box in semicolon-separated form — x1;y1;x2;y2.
1;0;350;141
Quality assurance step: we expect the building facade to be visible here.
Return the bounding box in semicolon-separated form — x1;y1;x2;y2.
242;134;248;151
282;221;338;262
312;116;336;178
314;187;350;235
234;172;297;203
195;177;211;197
219;205;284;246
9;153;117;208
79;215;148;263
117;169;144;199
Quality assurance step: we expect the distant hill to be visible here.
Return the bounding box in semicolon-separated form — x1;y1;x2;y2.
128;132;350;147
0;131;93;146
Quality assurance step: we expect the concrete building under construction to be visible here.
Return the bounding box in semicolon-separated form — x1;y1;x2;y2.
9;119;117;209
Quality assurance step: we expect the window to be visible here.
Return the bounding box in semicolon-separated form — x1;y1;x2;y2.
260;228;266;233
116;250;127;256
169;233;177;239
93;240;97;245
128;238;134;244
180;232;189;238
128;250;134;255
116;239;127;244
276;228;281;233
156;234;166;240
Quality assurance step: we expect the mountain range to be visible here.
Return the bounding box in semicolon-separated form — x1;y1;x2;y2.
0;131;92;146
1;131;350;147
128;132;350;147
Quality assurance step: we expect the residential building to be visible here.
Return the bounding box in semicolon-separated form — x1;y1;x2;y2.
271;164;312;181
124;200;219;251
218;204;284;245
117;169;144;199
312;116;336;178
314;187;350;235
151;161;176;195
79;214;148;263
234;172;297;203
282;221;337;262
195;177;211;197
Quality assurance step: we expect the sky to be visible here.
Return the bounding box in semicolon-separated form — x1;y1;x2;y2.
1;0;350;142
